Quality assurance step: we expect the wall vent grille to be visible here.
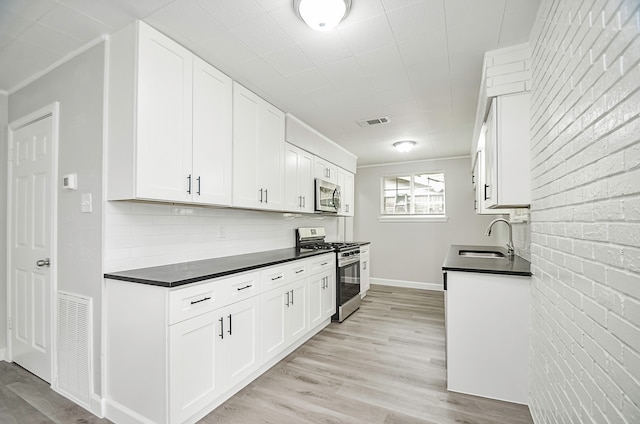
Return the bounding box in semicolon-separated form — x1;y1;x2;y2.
57;292;93;409
356;116;390;127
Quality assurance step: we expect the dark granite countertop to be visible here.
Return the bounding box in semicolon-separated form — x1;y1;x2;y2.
104;248;332;288
442;245;532;281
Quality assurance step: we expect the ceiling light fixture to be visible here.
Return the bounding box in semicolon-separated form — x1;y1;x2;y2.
393;140;416;153
294;0;352;32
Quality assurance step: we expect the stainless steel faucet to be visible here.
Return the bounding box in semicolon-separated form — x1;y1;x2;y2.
484;218;514;257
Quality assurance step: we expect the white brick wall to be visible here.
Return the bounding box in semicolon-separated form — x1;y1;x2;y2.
529;1;640;423
104;202;341;272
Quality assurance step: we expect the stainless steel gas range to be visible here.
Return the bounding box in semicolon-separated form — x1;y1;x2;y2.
296;227;361;322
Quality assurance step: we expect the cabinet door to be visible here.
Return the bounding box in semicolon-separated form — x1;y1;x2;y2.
308;273;324;329
136;23;193;203
216;296;261;391
261;287;287;363
321;273;336;320
314;157;337;184
482;98;497;210
169;311;218;424
232;83;260;208
285;280;308;344
360;254;370;297
298;150;314;213
258;102;285;210
192;56;232;206
284;143;302;212
337;168;354;216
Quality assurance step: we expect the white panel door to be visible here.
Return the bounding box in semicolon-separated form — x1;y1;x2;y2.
298;150;314;213
232;83;260;209
169;311;218;424
257;102;284;210
216;296;261;389
283;143;301;212
321;273;336;319
260;287;287;363
308;273;323;329
192;56;232;206
136;23;193;203
285;280;308;344
10;114;55;383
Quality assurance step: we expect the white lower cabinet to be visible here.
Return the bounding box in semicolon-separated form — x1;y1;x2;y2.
261;278;308;364
360;244;370;298
169;311;219;424
215;296;261;388
106;255;334;424
446;271;530;404
309;270;335;329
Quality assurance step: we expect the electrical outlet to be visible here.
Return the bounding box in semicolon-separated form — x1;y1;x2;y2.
218;225;226;238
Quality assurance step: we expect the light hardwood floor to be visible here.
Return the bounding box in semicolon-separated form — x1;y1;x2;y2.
0;286;533;424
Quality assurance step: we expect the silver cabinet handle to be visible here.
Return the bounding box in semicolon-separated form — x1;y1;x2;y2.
286;291;290;307
197;176;201;195
295;269;304;274
187;174;192;194
302;196;306;207
290;289;294;305
259;188;263;203
237;284;252;291
228;314;232;335
271;275;283;281
265;188;268;203
299;195;302;207
36;258;50;267
219;317;224;339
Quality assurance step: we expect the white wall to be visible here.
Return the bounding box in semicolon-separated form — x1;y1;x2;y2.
0;92;7;358
8;43;105;394
529;1;640;422
354;157;507;289
104;202;341;272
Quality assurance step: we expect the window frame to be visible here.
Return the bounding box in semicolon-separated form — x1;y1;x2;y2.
378;171;448;223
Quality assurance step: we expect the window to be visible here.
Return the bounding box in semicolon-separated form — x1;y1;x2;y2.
380;172;446;222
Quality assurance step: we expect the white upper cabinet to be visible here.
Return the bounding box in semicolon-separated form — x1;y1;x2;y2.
473;148;501;215
482;92;531;209
314;157;338;184
337;168;355;217
192;57;233;206
232;83;285;211
284;143;314;213
107;21;232;206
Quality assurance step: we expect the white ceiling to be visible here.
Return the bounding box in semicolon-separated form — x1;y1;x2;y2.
0;0;541;166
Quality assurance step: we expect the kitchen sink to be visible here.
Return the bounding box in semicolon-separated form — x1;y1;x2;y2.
458;250;506;259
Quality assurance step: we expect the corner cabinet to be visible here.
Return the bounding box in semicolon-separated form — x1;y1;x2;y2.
107;21;232;206
482;92;531;209
232;83;285;211
337;168;355;216
283;143;314;213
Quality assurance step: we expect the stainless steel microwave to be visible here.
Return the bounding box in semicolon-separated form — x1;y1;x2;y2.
315;179;341;213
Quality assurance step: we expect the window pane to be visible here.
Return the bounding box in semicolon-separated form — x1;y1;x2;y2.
381;173;446;216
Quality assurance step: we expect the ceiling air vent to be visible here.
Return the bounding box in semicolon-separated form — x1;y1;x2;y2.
357;116;390;127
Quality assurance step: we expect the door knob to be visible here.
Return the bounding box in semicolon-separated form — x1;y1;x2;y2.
36;258;50;267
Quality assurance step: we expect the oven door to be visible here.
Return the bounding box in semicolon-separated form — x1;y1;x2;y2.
338;258;360;304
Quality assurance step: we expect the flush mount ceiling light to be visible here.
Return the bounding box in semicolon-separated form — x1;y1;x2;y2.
393;140;416;153
294;0;352;32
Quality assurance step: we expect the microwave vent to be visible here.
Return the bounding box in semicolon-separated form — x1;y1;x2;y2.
357;116;390;127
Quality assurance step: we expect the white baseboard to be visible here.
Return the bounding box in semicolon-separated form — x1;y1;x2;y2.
0;348;5;361
91;393;106;418
371;277;443;291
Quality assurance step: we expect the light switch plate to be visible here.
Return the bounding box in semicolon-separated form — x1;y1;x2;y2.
81;193;92;213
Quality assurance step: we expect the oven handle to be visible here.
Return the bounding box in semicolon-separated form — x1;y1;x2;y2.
338;257;360;267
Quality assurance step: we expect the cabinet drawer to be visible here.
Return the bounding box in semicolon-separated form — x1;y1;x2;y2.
169;282;218;325
309;254;335;274
261;263;293;291
359;245;370;255
217;271;261;305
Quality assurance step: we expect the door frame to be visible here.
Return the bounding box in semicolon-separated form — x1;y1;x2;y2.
6;102;59;387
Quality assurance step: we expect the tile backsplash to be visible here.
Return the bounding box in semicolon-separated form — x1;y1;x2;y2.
104;201;341;272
